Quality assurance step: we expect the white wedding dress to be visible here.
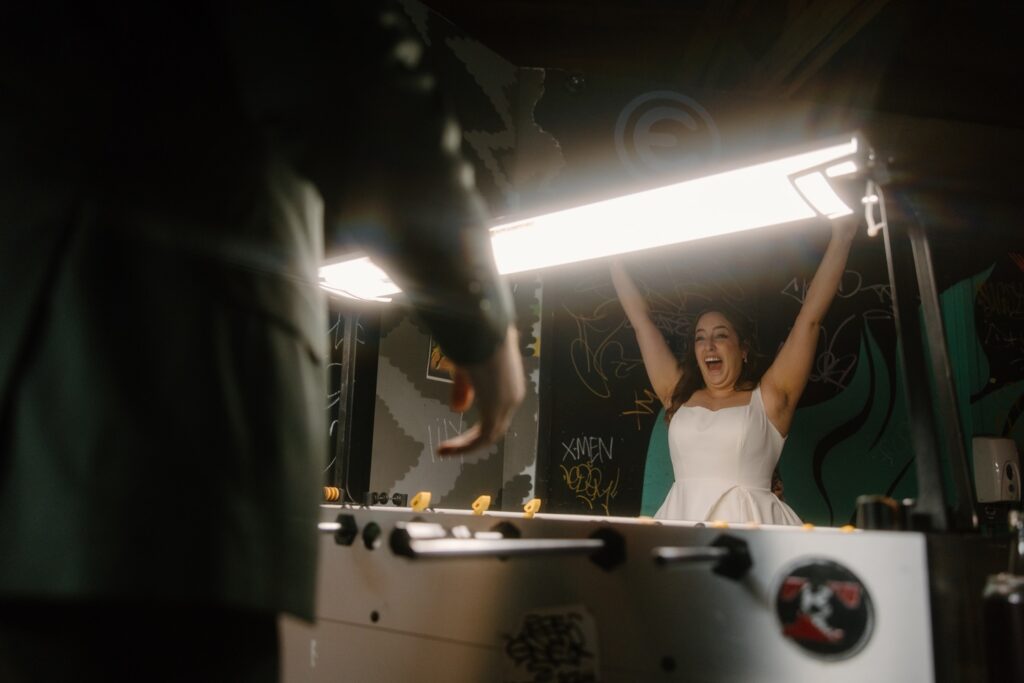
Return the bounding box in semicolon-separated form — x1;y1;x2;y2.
655;385;802;525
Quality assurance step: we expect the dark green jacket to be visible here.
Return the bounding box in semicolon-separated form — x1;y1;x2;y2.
0;1;511;619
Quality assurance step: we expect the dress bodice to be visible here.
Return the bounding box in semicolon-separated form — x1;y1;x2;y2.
667;385;784;488
655;385;801;525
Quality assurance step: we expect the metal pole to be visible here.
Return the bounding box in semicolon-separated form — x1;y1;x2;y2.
904;212;976;530
880;198;950;531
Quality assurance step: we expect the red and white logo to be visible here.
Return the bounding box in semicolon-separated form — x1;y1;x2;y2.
776;561;873;659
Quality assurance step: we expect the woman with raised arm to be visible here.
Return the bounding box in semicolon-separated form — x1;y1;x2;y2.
611;219;857;524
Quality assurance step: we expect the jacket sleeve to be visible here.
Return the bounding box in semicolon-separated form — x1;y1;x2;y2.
225;0;513;364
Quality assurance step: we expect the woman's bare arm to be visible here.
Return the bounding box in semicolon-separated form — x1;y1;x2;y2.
610;259;683;406
761;218;857;434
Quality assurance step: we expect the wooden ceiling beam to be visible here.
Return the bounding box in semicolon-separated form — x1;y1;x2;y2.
674;0;753;87
746;0;891;97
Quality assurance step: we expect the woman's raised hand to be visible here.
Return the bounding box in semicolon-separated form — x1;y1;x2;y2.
832;214;859;241
609;259;683;406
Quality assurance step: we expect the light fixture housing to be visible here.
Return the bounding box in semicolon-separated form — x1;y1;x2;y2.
319;133;869;301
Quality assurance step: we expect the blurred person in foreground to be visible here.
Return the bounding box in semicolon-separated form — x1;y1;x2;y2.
0;1;523;680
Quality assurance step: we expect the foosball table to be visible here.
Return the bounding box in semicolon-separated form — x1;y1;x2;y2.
279;497;1002;682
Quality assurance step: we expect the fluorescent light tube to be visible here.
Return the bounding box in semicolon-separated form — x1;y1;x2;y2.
319;257;399;303
320;134;863;301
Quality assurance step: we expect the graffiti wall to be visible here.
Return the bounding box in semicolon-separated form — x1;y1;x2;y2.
368;279;540;509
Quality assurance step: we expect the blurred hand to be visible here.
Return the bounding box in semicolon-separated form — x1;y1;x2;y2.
438;324;525;455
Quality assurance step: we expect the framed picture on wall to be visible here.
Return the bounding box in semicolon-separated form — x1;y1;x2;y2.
426;336;455;383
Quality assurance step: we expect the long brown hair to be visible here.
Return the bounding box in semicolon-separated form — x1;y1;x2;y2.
665;304;765;422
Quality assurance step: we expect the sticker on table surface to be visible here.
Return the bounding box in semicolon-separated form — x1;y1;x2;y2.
503;605;600;682
775;559;874;659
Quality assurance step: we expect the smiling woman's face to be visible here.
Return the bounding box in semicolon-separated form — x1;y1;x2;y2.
693;311;747;392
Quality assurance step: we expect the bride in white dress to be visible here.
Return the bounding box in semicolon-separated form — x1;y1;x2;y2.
611;219;857;525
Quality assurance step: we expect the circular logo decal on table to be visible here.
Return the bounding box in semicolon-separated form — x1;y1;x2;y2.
775;559;874;659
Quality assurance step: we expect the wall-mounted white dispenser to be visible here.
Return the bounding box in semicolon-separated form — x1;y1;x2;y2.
973;436;1022;503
